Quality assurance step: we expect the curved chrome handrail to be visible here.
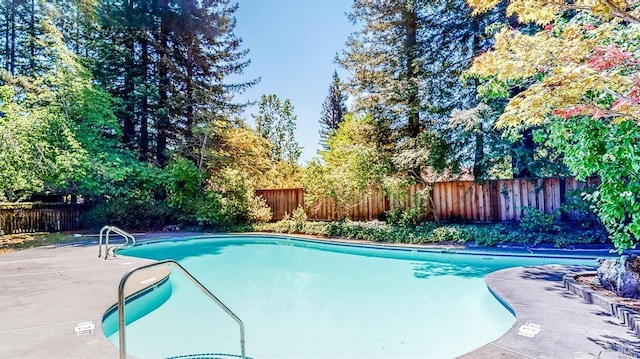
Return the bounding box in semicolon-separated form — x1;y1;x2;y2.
117;260;246;359
98;225;111;258
98;225;136;259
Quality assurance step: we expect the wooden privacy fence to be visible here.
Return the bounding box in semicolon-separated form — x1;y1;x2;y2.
0;203;83;235
256;177;600;222
255;188;305;221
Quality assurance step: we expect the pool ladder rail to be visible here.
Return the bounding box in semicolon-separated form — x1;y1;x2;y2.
117;260;246;359
98;225;136;259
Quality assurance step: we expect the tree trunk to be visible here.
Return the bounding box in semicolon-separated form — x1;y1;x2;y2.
74;4;80;54
403;0;420;137
473;122;484;179
29;0;34;73
121;0;136;150
184;40;194;145
139;33;149;161
471;15;484;179
156;10;170;168
4;0;10;71
9;0;15;75
512;128;535;178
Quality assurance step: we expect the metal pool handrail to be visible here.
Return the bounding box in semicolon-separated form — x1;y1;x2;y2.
117;260;246;359
98;225;136;259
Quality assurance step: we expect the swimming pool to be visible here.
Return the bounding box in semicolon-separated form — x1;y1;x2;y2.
103;235;595;358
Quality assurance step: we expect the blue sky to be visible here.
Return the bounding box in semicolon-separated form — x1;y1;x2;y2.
233;0;354;164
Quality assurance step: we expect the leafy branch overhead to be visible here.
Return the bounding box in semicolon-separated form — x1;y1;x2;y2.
466;0;640;251
467;0;640;127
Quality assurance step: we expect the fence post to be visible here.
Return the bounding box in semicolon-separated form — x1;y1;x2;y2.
559;177;568;221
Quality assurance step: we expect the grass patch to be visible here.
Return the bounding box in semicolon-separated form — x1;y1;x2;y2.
0;233;79;255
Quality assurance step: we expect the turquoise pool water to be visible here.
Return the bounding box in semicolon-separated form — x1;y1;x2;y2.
104;235;595;358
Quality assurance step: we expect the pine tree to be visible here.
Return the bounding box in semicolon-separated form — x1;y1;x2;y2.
92;0;255;168
0;0;53;77
319;70;347;148
338;0;425;141
338;0;504;179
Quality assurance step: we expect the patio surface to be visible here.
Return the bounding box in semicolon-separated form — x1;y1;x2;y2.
0;233;639;359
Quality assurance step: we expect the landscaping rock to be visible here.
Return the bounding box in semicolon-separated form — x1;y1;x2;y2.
596;255;640;299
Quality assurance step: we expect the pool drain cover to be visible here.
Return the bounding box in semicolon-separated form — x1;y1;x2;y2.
517;322;542;338
74;321;95;336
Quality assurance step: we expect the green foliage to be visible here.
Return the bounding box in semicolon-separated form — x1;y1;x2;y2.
546;117;640;252
290;206;308;223
164;158;204;222
195;168;272;227
0;22;128;201
385;207;425;227
254;94;302;164
258;220;469;244
276;206;308;233
247;195;273;224
392;130;457;180
254;219;609;249
385;208;404;226
319;70;347;148
520;207;560;233
2;0;263;232
254;220;327;236
445;102;526;180
93;0;256;167
81;198;174;230
163;158;272;228
0;84;86;200
561;187;600;229
471;223;608;248
304;114;389;219
428;226;473;243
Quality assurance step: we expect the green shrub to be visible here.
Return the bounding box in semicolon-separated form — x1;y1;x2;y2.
291;206;307;222
470;225;511;246
301;221;329;236
164;158;204;223
247;194;273;223
385;207;425;227
164;161;272;228
520;207;560;233
561;187;600;229
249;218;612;249
81;198;174;230
385;208;403;225
400;207;423;227
426;226;471;243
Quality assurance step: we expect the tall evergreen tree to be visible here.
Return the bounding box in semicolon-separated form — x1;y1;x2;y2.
339;0;503;179
254;94;302;164
92;0;255;168
319;70;347;148
0;0;54;77
338;0;425;142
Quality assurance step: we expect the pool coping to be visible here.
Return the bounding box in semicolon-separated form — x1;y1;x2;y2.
563;272;640;337
102;266;172;327
133;232;625;261
1;232;640;359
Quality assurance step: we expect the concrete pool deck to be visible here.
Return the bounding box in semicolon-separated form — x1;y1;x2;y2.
0;233;638;359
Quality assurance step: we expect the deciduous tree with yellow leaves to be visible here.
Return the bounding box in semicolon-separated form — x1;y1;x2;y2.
466;0;640;252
